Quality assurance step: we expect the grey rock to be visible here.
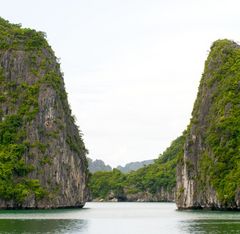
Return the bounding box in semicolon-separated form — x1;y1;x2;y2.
0;19;88;208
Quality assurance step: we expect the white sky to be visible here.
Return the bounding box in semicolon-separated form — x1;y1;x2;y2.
1;0;239;167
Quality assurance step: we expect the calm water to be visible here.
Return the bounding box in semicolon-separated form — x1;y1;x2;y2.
0;202;239;233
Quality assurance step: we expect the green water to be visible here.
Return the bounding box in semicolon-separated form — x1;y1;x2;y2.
0;202;239;233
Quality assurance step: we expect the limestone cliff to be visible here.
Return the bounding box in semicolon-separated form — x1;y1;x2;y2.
176;39;240;210
0;18;88;208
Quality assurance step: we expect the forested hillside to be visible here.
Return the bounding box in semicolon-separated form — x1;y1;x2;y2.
89;135;185;201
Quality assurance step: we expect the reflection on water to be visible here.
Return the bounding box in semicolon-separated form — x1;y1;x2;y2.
0;219;87;234
0;203;239;234
181;219;240;234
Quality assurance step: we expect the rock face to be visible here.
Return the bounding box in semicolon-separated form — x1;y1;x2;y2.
176;40;240;210
0;18;88;208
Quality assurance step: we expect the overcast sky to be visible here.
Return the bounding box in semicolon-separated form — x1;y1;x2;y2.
1;0;239;167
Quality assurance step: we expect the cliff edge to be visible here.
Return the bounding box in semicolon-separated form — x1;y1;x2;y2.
176;39;240;210
0;18;88;208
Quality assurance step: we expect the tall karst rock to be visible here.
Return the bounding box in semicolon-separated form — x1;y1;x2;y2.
177;39;240;210
0;18;88;208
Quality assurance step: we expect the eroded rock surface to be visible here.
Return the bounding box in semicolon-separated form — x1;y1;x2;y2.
177;40;240;210
0;18;88;208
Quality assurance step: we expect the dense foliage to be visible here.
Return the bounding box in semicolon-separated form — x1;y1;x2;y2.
89;169;126;200
89;135;185;200
0;17;88;206
0;70;45;203
192;40;240;204
0;18;54;204
0;17;48;51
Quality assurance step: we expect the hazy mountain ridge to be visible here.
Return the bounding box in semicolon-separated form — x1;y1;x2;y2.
116;159;154;173
87;158;155;173
87;158;112;173
89;135;184;202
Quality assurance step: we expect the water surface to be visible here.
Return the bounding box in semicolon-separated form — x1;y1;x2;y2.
0;202;239;233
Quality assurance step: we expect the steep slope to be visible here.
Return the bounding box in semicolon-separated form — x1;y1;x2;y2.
0;18;88;208
177;39;240;210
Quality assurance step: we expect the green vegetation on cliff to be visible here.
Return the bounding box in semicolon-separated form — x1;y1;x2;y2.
0;18;50;203
0;73;45;203
0;17;48;51
89;135;185;200
0;17;88;208
126;134;185;195
197;40;240;204
177;39;240;209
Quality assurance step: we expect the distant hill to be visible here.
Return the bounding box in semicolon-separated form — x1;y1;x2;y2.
87;158;154;174
87;158;112;173
117;159;154;173
89;135;185;202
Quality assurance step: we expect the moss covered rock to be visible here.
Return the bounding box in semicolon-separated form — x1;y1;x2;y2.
0;17;88;208
176;39;240;210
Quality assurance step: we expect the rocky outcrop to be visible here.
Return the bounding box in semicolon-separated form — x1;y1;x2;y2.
0;18;88;208
176;39;240;210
